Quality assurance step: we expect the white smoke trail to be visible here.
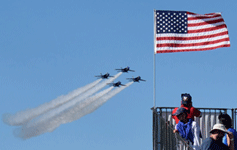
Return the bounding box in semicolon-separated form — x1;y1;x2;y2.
88;82;134;113
66;82;134;123
3;72;122;127
14;86;114;139
2;79;102;126
3;72;126;139
17;72;122;128
13;82;132;139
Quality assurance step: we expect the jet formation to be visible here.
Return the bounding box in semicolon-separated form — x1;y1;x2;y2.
95;66;145;87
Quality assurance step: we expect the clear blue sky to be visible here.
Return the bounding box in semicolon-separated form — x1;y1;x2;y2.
1;0;236;150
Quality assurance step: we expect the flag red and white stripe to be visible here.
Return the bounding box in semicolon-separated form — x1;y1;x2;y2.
155;11;230;53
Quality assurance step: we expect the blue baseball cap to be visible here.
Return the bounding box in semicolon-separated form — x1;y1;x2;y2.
172;107;187;116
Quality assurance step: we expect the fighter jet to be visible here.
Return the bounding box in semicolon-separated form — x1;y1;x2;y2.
126;76;146;82
115;66;135;73
95;73;113;79
107;81;126;87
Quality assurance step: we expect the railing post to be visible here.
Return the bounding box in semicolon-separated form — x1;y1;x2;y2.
231;108;234;129
152;107;158;150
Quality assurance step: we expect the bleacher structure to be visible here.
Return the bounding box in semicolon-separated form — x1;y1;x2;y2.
152;107;237;150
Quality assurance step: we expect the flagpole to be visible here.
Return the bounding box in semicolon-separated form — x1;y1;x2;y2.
153;54;156;108
153;10;156;109
152;10;157;150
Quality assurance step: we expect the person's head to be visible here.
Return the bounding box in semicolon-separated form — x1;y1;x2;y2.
181;93;192;107
218;113;232;129
210;124;227;141
173;107;188;122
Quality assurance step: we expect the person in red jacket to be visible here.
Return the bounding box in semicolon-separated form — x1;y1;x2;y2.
172;93;202;124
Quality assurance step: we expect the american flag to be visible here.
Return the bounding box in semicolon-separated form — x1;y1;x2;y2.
154;10;230;53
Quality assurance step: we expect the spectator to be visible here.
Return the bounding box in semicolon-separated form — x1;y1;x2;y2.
200;123;234;150
172;93;201;124
219;113;237;149
172;107;201;150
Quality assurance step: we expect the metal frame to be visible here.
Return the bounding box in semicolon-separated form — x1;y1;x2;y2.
152;107;237;150
152;108;193;150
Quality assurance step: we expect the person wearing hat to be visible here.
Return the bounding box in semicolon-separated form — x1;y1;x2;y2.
173;107;201;150
218;114;237;149
172;93;202;124
200;123;234;150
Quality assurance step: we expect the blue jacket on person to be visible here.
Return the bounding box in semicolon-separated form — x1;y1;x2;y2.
176;118;194;144
223;128;237;150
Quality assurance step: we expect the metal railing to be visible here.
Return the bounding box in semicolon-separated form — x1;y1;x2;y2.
152;108;193;150
152;107;237;150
